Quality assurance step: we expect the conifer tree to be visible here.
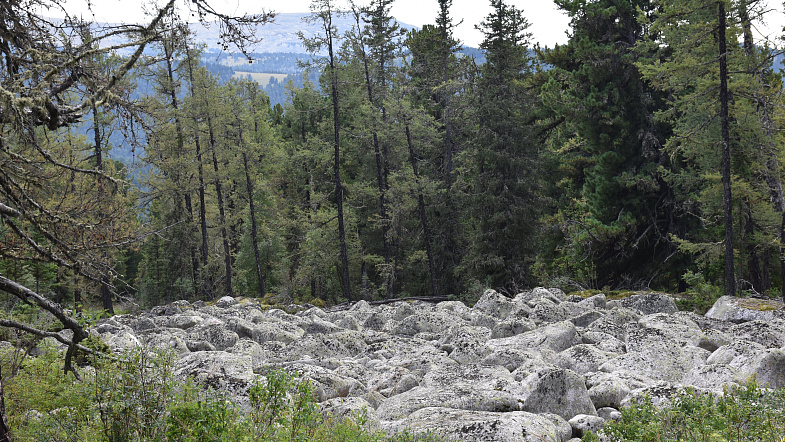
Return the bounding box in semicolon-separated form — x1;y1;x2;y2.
460;0;540;291
302;0;354;301
636;0;781;296
538;0;676;289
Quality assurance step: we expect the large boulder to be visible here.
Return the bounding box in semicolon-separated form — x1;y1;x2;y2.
518;368;597;420
705;296;784;323
375;385;520;420
556;344;617;375
488;321;580;355
727;320;785;349
619;293;677;315
383;407;570;442
473;289;516;319
392;310;466;336
174;351;256;407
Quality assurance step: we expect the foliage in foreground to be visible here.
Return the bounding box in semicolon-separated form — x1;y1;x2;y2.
4;346;440;442
583;380;785;441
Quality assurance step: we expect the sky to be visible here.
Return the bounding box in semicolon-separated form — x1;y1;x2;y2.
55;0;785;49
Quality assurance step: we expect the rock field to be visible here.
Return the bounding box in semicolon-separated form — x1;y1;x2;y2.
90;289;785;441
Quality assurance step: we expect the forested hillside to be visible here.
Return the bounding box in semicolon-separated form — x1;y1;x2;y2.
3;0;785;325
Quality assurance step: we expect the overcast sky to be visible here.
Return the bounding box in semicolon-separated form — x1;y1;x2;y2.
55;0;784;49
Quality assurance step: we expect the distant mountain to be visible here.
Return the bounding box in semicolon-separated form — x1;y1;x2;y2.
198;12;419;56
82;13;486;164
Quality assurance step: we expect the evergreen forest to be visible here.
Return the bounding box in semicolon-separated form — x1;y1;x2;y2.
3;0;785;325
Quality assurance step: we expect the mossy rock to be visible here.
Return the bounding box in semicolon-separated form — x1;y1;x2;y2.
735;298;784;312
566;290;643;301
567;290;602;299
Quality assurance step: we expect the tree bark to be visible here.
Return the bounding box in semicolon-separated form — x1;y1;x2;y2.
184;42;212;300
741;1;784;299
718;2;736;297
207;116;234;297
354;10;393;297
164;37;199;299
92;105;114;315
242;151;266;298
324;7;353;301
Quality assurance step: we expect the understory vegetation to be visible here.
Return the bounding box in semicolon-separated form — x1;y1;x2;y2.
3;345;440;442
5;343;785;442
583;380;785;441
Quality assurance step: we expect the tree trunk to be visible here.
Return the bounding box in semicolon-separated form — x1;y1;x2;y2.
92;105;114;315
325;10;353;302
744;202;762;293
0;365;12;442
781;213;785;303
406;123;439;298
184;42;212;300
242;151;266;298
164;41;199;299
73;287;82;314
208;116;233;297
741;1;784;299
718;2;736;297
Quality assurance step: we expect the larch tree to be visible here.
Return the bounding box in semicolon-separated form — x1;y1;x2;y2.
0;0;272;373
301;0;354;301
636;0;781;297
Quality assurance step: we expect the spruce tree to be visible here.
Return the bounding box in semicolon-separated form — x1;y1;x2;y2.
460;0;540;291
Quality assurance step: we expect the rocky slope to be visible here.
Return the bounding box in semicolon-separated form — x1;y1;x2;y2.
90;289;785;441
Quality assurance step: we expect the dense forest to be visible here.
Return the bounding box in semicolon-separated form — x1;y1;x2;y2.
3;0;785;326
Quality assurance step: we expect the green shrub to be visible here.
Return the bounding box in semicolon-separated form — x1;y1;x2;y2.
676;271;721;314
166;391;241;441
584;380;785;441
4;346;442;442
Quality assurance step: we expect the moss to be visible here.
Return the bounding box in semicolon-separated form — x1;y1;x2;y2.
567;290;601;298
309;298;327;308
566;290;642;300
736;298;784;312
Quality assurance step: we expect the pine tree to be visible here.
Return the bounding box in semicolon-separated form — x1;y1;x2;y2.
538;0;677;289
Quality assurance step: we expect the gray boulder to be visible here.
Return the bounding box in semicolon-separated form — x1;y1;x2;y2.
530;298;569;324
473;289;516;319
556;344;617;375
568;414;606;438
728;320;785;348
705;296;783;323
375;385;520;420
320;397;377;424
619;292;677;315
383;407;569;442
215;296;238;308
174;351;256;408
489;321;580;355
518;368;597;420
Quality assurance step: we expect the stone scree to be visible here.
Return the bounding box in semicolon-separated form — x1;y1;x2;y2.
88;290;785;442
